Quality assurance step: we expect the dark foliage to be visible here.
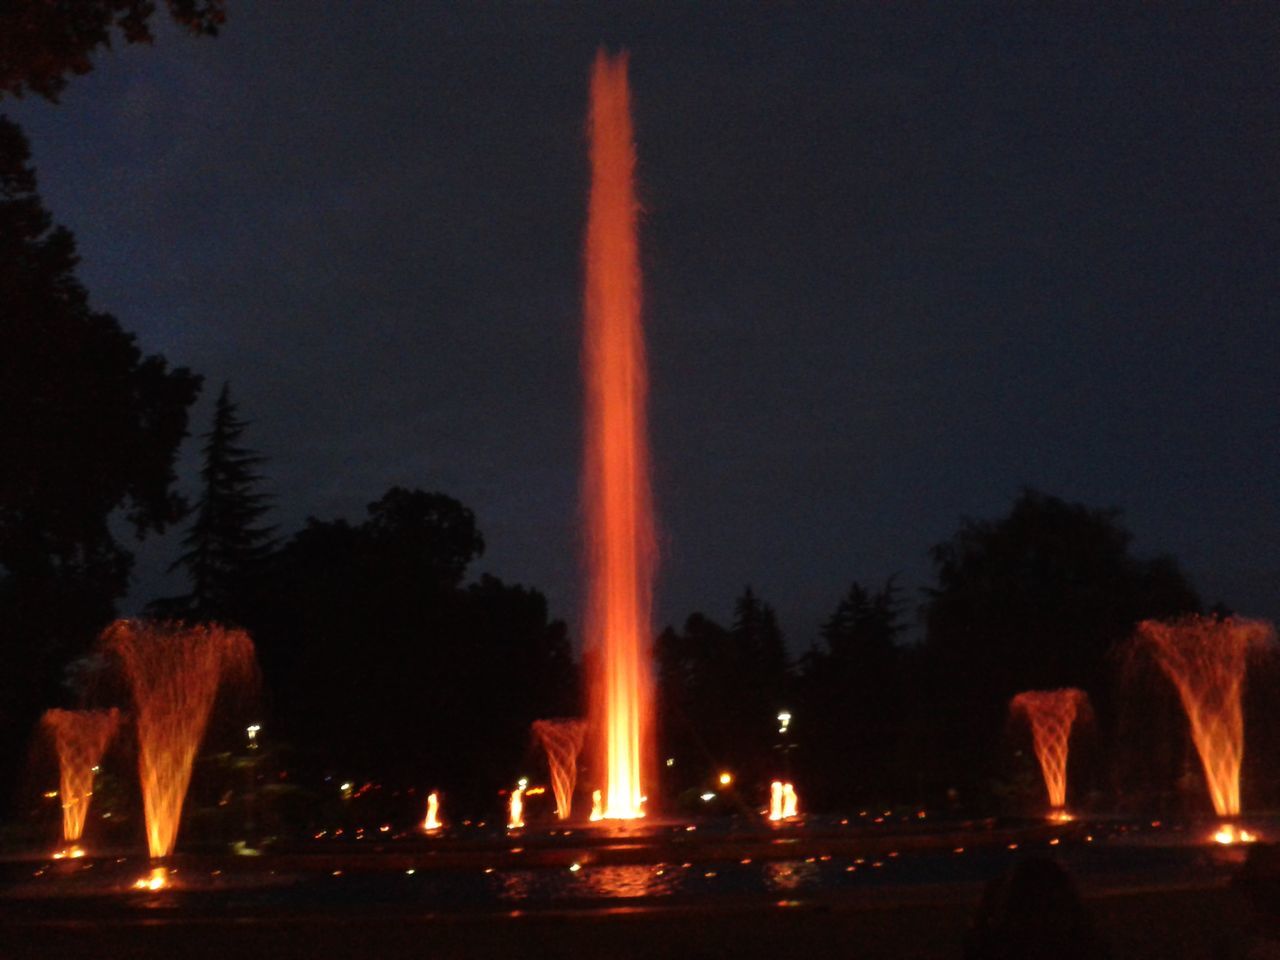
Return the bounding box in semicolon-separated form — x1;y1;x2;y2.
0;0;226;101
795;577;908;807
155;382;274;622
656;587;791;806
242;488;576;813
919;489;1201;807
0;117;199;797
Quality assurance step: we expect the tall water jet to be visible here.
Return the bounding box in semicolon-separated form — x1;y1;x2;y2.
582;49;655;821
100;620;256;864
1131;615;1275;834
40;707;122;854
532;718;587;820
1009;688;1090;818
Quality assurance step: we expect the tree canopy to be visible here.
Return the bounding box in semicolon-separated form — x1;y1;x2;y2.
918;489;1201;802
0;115;200;787
160;382;274;622
1;0;226;101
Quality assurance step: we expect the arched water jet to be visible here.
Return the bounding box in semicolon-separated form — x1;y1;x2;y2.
40;707;121;855
531;718;587;821
582;49;656;821
1009;688;1090;818
1130;614;1275;837
100;620;256;869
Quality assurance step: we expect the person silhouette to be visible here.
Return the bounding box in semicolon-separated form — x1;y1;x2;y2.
964;857;1110;960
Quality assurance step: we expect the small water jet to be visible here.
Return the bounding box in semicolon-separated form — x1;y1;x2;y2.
1131;614;1275;838
39;707;122;856
1009;688;1090;818
508;780;526;830
531;718;587;821
422;791;442;833
768;781;799;821
100;620;256;865
582;48;656;821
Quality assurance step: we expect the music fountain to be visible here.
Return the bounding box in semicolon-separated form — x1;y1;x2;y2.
1;50;1277;960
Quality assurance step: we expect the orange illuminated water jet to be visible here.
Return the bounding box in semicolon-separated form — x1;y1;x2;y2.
423;791;441;832
769;781;800;821
532;719;587;820
590;789;603;822
1132;615;1275;823
101;620;256;861
582;49;655;821
1009;688;1090;816
508;782;526;829
40;707;121;851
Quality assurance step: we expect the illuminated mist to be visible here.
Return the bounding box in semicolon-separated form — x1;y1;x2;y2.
582;49;656;821
1133;615;1275;822
1009;688;1090;814
102;620;256;860
40;708;121;849
532;719;587;820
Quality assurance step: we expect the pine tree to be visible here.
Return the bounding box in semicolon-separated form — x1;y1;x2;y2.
167;383;275;620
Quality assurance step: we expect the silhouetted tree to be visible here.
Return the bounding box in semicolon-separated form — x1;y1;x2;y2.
244;489;574;814
656;589;793;803
157;383;274;621
0;117;200;791
919;489;1200;807
1;0;226;101
796;577;906;807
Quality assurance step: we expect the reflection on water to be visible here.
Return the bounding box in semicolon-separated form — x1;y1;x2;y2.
494;864;677;901
497;870;535;901
764;860;819;892
578;865;676;898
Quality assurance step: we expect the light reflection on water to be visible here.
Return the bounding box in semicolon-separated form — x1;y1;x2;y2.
578;865;677;898
496;864;678;901
763;860;820;892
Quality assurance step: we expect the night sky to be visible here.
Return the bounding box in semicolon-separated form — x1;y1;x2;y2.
7;4;1278;647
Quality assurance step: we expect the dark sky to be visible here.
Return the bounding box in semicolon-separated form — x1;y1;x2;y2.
8;3;1279;647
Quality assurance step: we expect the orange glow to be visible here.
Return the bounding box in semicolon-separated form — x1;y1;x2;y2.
423;791;441;832
590;788;604;822
782;782;798;819
1010;688;1090;813
508;784;525;829
40;708;121;845
51;845;85;860
102;620;256;859
134;865;169;891
718;772;733;786
769;781;800;821
531;719;587;820
1134;615;1276;817
583;49;655;821
1048;809;1076;823
1212;824;1259;845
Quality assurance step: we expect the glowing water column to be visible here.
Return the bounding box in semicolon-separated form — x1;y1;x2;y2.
582;49;656;821
1133;614;1275;840
423;791;442;833
101;620;256;880
40;708;122;855
1009;688;1090;818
